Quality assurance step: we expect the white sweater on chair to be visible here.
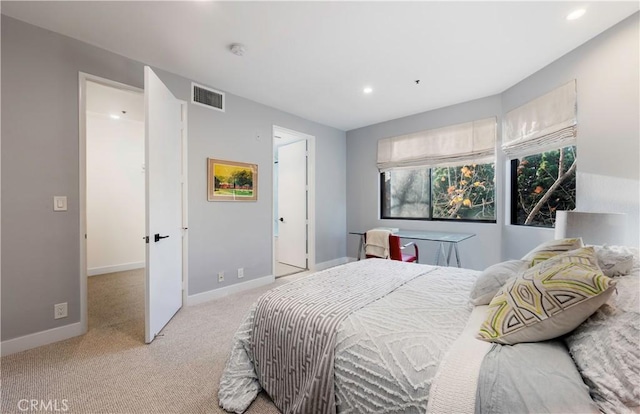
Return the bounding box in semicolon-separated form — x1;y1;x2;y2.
365;229;391;259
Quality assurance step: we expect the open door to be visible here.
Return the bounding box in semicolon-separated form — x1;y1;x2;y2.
277;140;308;269
144;66;183;343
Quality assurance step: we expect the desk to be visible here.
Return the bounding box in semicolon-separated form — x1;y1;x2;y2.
350;230;476;267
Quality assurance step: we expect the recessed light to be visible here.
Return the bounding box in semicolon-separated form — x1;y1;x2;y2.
363;87;373;94
110;114;121;120
566;9;586;21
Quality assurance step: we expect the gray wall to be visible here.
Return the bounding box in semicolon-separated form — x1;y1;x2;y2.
1;16;346;341
346;95;504;271
346;12;639;267
502;12;640;259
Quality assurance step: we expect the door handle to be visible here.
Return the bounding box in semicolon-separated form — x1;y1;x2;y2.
279;217;284;222
154;234;170;242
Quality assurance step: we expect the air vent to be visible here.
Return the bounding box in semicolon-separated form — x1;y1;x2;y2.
191;82;225;112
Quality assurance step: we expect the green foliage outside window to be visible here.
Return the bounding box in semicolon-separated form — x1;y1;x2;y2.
513;146;576;227
431;164;495;220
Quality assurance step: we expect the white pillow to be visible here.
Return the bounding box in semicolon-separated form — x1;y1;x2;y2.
594;245;634;277
565;272;640;413
469;260;527;306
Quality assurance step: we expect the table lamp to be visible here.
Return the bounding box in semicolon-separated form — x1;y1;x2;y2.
554;211;627;246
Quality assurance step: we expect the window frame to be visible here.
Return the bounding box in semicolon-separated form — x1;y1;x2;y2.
379;167;497;224
509;146;577;228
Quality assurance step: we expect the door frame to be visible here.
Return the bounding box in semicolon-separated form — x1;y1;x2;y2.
272;125;316;275
78;72;189;334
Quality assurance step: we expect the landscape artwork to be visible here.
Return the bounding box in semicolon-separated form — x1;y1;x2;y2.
207;158;258;201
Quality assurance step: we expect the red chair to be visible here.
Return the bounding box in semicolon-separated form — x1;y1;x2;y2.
389;235;419;263
364;233;419;263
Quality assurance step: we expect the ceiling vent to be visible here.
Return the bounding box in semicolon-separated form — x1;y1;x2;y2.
191;82;225;112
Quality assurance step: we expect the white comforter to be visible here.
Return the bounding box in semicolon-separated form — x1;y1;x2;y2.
219;260;479;413
334;265;478;413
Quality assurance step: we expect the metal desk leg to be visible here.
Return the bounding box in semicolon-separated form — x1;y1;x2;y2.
446;243;454;266
435;242;447;266
357;235;364;260
454;243;461;267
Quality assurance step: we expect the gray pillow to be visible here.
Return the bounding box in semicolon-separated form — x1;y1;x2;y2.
476;340;598;414
469;260;527;305
565;273;640;413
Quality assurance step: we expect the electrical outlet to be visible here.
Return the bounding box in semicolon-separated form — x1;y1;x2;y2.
238;268;244;278
54;303;68;319
218;271;224;282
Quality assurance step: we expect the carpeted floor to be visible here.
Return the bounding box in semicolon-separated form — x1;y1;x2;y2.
1;269;310;414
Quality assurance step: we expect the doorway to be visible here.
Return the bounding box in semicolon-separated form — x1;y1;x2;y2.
85;79;145;334
273;126;316;277
79;71;187;343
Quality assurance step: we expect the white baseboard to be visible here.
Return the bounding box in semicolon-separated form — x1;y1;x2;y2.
186;257;353;307
88;261;145;276
186;274;276;306
313;256;353;271
1;322;84;356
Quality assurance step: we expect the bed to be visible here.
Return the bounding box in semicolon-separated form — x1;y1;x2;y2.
218;242;640;414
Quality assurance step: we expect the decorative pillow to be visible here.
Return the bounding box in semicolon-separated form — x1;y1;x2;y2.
477;246;616;345
565;270;640;414
594;245;634;277
521;238;584;267
469;260;528;306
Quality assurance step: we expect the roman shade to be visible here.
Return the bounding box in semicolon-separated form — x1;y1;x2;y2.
502;80;577;158
376;117;496;172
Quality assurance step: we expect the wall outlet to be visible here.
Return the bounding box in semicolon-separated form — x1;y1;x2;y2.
54;303;68;319
218;271;224;282
238;268;244;278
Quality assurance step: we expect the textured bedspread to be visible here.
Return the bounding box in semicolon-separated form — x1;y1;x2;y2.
334;266;477;413
219;259;435;414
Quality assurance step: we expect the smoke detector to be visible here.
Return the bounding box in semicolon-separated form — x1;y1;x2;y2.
229;43;247;56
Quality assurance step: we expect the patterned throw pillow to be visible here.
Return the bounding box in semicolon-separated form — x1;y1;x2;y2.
478;247;616;345
521;238;584;267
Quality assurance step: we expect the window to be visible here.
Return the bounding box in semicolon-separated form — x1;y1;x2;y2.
503;81;578;228
432;163;495;220
381;168;430;219
511;146;576;227
381;163;495;221
377;117;496;221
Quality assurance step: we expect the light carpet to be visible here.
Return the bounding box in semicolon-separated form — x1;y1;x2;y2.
1;269;311;414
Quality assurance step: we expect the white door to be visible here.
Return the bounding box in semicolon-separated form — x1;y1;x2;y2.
144;66;183;343
277;140;307;269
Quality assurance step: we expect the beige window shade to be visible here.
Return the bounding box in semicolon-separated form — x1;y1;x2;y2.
376;117;496;172
502;80;577;158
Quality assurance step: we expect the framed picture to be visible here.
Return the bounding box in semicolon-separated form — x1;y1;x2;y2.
207;158;258;201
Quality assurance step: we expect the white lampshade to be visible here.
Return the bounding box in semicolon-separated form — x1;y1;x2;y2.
555;211;627;246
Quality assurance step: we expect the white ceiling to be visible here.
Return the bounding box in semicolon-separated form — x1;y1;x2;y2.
86;81;144;122
3;1;638;131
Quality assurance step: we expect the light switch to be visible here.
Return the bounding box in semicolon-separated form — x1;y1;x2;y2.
53;196;67;211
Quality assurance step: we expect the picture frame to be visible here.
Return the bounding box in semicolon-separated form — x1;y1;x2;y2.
207;158;258;202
